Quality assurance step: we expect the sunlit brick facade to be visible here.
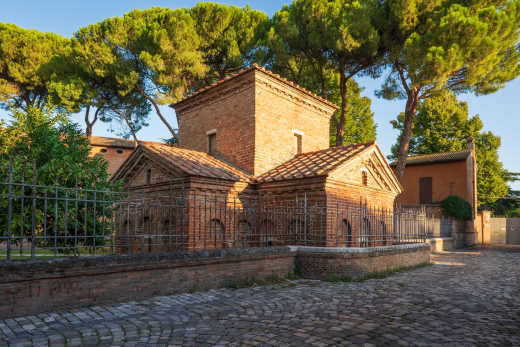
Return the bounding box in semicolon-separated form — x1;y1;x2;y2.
112;65;402;252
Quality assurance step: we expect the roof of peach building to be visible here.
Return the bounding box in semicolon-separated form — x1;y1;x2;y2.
389;150;471;166
170;64;339;110
89;136;164;148
257;142;376;183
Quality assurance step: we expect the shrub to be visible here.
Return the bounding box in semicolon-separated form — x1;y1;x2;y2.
440;196;472;220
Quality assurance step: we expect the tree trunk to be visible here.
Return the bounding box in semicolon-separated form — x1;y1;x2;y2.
114;110;139;146
335;71;347;147
136;85;180;144
85;106;100;140
394;90;419;181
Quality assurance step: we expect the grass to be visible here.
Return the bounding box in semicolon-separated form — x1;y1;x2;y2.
324;262;432;283
0;247;111;261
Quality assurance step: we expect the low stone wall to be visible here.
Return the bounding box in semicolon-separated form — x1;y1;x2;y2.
0;244;432;319
0;247;296;319
427;237;454;252
294;244;431;280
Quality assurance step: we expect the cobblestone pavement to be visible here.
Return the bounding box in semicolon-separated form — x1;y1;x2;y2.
1;247;519;346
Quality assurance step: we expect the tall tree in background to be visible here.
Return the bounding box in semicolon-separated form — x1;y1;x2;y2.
50;35;151;140
190;3;268;88
260;0;380;146
376;0;520;181
389;91;510;205
329;79;376;145
0;23;70;111
72;8;206;143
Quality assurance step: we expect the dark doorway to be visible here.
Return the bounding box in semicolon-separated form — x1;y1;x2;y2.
419;177;433;204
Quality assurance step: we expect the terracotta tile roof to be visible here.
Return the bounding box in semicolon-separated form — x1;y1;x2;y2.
257;142;375;183
142;144;255;182
390;150;471;166
171;64;339;110
89;136;164;149
89;136;136;148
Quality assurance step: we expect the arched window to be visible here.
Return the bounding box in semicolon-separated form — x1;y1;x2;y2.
342;219;352;247
259;219;275;246
146;169;152;184
237;220;252;248
210;219;226;245
362;171;368;186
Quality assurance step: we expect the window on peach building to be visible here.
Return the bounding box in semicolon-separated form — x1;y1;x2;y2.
449;182;455;195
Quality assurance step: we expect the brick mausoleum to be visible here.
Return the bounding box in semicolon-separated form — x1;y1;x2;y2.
112;65;402;252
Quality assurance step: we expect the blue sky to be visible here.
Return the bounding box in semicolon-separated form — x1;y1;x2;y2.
1;0;519;191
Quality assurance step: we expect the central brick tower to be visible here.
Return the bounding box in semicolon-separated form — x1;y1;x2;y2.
172;65;338;176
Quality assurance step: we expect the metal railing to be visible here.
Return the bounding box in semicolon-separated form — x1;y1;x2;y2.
0;168;433;260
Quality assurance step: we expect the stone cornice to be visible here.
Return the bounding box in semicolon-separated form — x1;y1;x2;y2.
171;65;338;116
174;73;254;115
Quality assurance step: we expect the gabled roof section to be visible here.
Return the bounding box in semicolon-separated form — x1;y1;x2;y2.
112;143;254;183
390;150;471;166
89;136;136;149
88;136;163;149
257;142;375;183
171;64;339;111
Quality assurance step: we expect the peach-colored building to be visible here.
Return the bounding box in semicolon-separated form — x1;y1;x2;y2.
392;138;477;216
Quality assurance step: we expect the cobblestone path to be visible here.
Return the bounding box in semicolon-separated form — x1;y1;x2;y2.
1;247;519;346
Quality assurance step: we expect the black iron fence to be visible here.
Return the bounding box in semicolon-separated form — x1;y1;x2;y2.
0;172;436;260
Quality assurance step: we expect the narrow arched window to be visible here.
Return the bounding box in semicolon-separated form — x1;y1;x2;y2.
360;217;371;247
362;171;368;186
238;220;252;248
146;169;152;184
343;219;352;247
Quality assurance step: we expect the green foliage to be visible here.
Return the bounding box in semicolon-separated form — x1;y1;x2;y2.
0;23;70;111
329;79;377;146
440;196;473;220
260;0;381;147
376;0;520;179
190;3;268;87
0;106;121;252
389;91;509;205
482;189;520;217
70;8;207;141
259;0;379;146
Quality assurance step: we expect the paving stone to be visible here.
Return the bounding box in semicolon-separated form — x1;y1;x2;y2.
1;248;520;346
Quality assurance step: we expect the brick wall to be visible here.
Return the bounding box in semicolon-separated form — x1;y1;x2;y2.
296;244;431;280
0;244;431;319
176;72;256;173
0;248;296;319
253;70;332;175
174;68;336;176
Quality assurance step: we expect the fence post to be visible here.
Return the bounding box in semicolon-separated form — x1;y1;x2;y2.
6;158;13;261
31;161;37;259
304;193;307;246
54;178;58;256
